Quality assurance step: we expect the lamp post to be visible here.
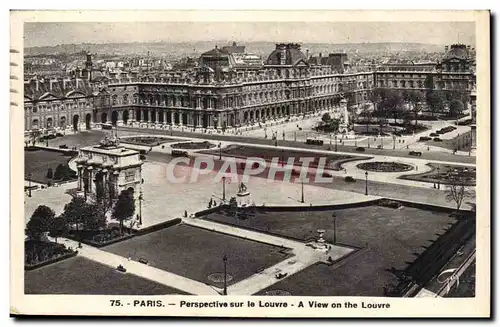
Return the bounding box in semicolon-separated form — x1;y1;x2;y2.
301;178;305;203
334;134;338;152
218;142;222;160
332;213;337;245
393;135;396;150
222;176;226;202
138;190;143;226
222;255;228;296
27;173;32;197
437;166;441;190
365;171;368;195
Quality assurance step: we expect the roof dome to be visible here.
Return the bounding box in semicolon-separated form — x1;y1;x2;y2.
266;43;308;66
443;44;470;61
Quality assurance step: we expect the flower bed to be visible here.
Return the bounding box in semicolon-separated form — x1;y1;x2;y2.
120;136;177;146
25;240;77;270
67;229;134;248
171;141;216;150
357;161;414;173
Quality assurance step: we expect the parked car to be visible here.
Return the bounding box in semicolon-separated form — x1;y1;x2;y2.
344;176;356;183
59;144;68;149
429;133;439;137
355;147;365;152
305;138;324;146
409;151;422;156
419;136;432;142
433;137;443;142
171;149;188;157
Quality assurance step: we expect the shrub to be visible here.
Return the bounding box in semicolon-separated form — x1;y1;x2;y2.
46;168;53;179
344;176;356;183
378;199;403;209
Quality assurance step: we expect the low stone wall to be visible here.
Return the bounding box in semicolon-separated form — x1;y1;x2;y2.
134;218;182;236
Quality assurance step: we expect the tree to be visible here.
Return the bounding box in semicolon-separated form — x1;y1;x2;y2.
61;196;88;231
426;91;446;117
112;190;135;234
449;99;465;118
49;217;68;243
445;179;475;210
83;203;107;231
380;90;404;124
321;113;331;123
26;205;55;241
369;89;382;112
53;163;75;181
46;168;53;179
403;91;424;125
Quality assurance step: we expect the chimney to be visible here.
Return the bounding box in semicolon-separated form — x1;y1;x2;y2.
35;79;39;91
306;49;309;59
445;46;449;52
63;78;70;90
280;48;286;65
319;52;322;58
76;78;81;89
49;79;55;91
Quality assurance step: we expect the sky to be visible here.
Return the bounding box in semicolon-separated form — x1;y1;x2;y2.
24;21;476;48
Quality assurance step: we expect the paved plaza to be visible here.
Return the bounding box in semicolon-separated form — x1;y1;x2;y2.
23;128;477;296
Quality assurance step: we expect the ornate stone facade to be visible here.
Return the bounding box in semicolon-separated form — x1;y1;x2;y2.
24;43;476;131
75;133;143;204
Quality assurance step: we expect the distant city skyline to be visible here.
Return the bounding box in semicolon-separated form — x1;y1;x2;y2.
24;21;475;48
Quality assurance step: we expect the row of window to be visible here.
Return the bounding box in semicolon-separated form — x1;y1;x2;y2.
25;102;90;113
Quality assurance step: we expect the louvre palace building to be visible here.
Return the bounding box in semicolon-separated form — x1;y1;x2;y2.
24;43;476;132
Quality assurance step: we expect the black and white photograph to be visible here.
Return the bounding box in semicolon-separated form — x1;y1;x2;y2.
10;10;490;318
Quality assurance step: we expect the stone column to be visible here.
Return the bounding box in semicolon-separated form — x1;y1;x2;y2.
77;165;83;191
86;167;93;195
170;111;175;125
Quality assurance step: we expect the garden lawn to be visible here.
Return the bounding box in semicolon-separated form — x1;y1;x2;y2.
203;205;456;296
400;162;476;186
25;148;75;184
102;223;290;287
44;130;107;148
200;144;362;170
25;256;187;295
120;136;179;146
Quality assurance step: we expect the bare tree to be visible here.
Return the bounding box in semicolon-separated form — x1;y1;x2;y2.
445;179;475;210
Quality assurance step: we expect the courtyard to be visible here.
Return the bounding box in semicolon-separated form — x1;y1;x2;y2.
203;205;458;296
102;223;291;287
25;256;187;295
